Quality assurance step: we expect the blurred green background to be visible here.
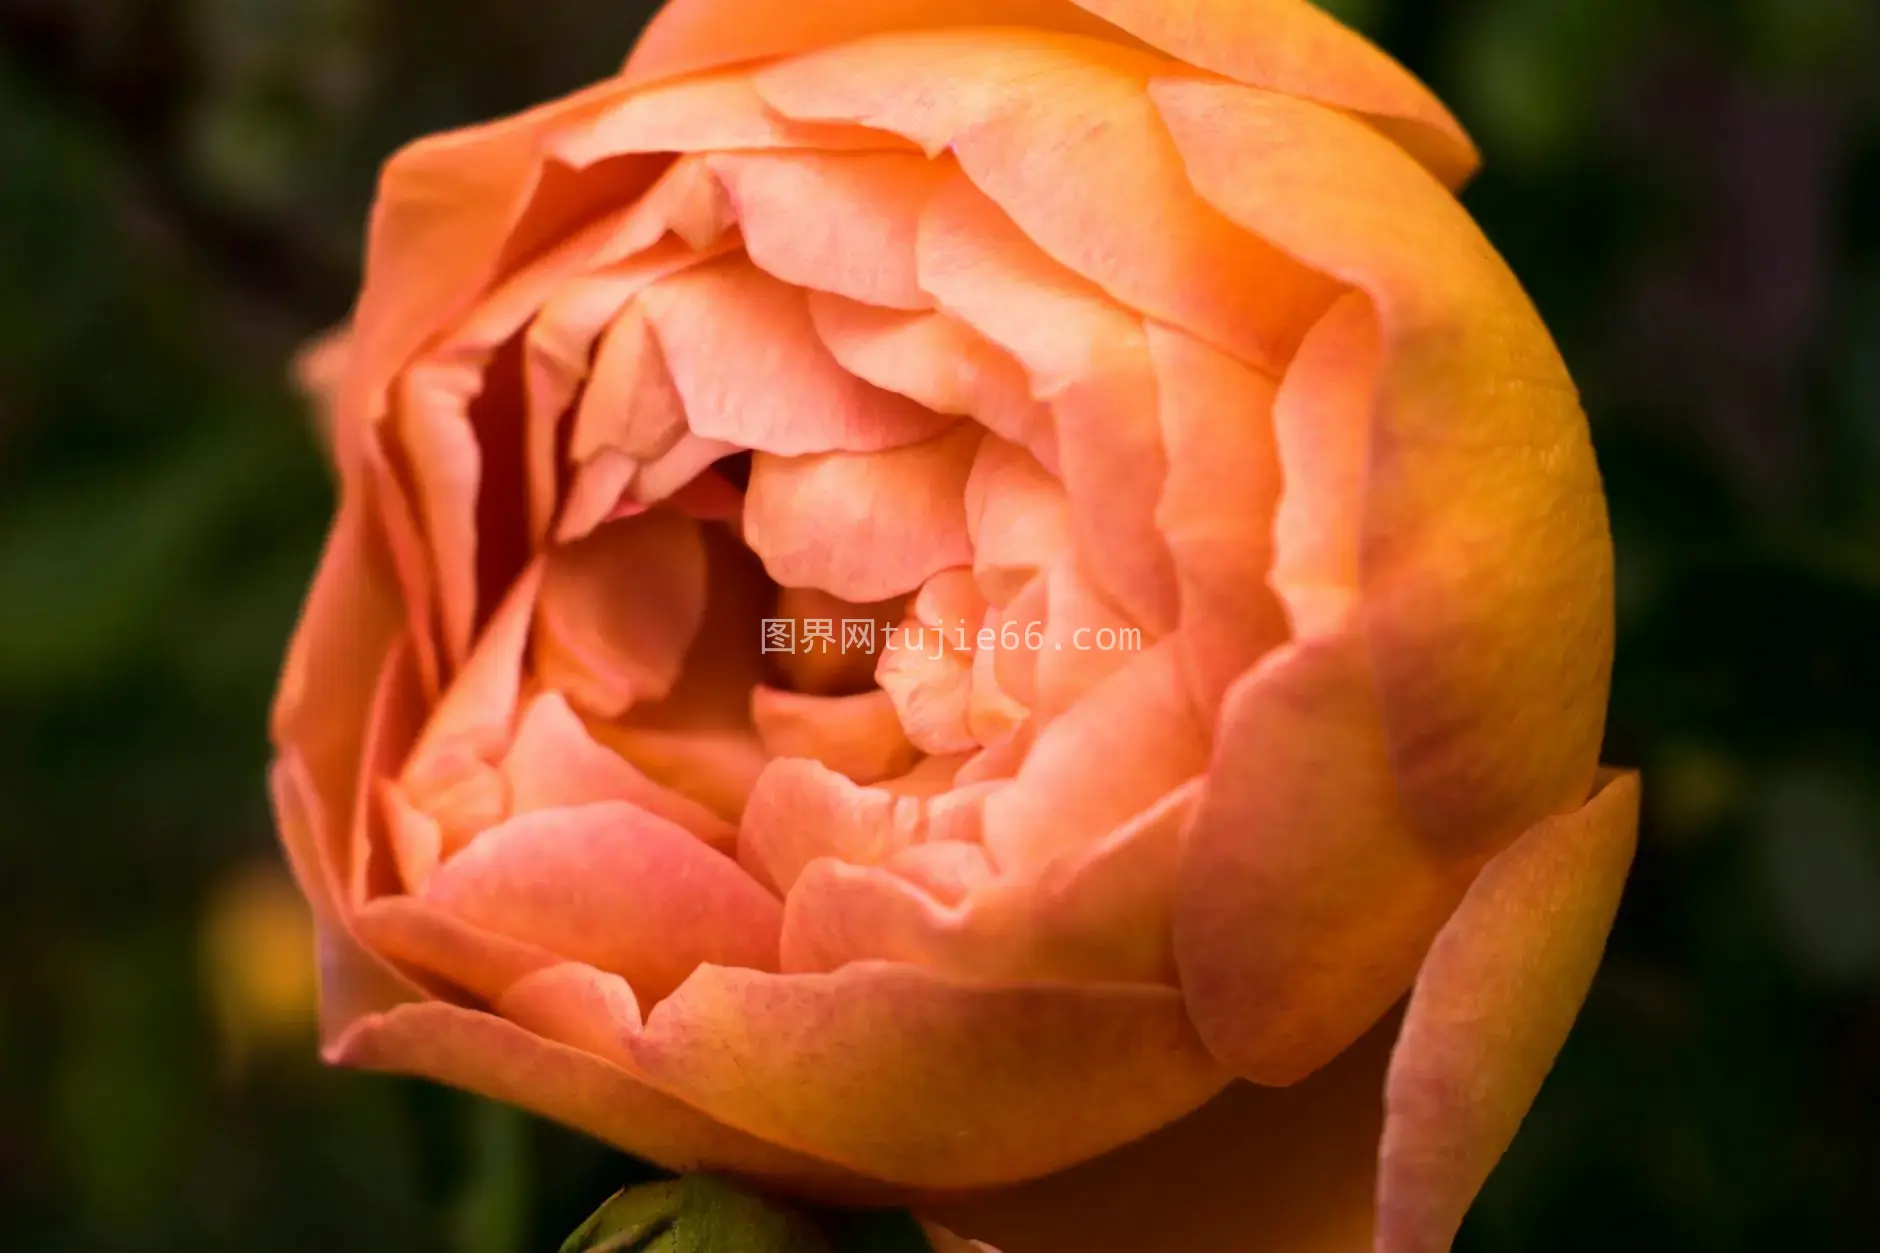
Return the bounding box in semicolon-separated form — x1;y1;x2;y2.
2;0;1877;1249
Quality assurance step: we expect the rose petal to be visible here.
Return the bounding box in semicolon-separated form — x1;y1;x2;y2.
1174;624;1476;1085
752;687;919;786
981;641;1205;873
781;779;1196;984
639;257;956;455
964;437;1071;608
503;691;738;847
809;294;1057;470
710;151;946;309
877;613;978;757
1153;79;1612;858
421;802;782;1005
327;1000;868;1189
620;0;1476;185
1149;323;1289;711
534;511;709;719
627;962;1227;1187
1378;770;1639;1253
927;1015;1398;1253
746;423;981;603
758;31;1333;371
271;497;407;909
918;172;1177;632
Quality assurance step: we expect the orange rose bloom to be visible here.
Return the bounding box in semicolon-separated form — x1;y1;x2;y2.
271;1;1637;1249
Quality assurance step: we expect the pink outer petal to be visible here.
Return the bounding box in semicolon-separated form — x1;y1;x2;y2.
1153;80;1613;862
625;961;1229;1188
533;511;710;719
502;692;737;848
918;173;1176;633
709;151;946;310
780;779;1196;985
421;801;783;1005
751;687;920;786
326;999;871;1192
745;424;982;604
756;31;1335;373
639;257;956;455
1378;770;1639;1253
619;0;1475;185
1149;324;1290;712
808;294;1057;472
926;1014;1398;1253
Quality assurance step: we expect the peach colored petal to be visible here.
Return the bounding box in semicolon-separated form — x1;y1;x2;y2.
596;726;771;824
572;302;689;465
638;257;955;455
327;1000;869;1190
379;778;444;894
1174;625;1476;1086
271;497;407;911
964;437;1070;608
626;962;1228;1188
555;448;641;546
758;31;1333;372
1268;293;1376;640
553;74;917;171
335;78;630;476
492;962;644;1066
269;756;428;1045
1149;323;1289;711
781;780;1196;985
622;0;1136;88
632;437;743;513
746;424;981;604
534;511;709;719
354;894;561;1004
981;642;1206;873
967;622;1029;747
808;294;1057;471
709;151;946;310
1073;0;1477;184
421;802;782;1005
293;324;352;455
619;0;1476;185
503;692;738;848
1378;770;1639;1253
752;687;919;786
1030;556;1139;724
877;615;978;757
918;173;1176;633
738;758;931;896
362;432;445;696
882;840;1000;906
524;237;741;543
767;585;902;697
1154;81;1612;856
399;566;543;856
927;1016;1398;1253
618;523;772;733
346;646;429;908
